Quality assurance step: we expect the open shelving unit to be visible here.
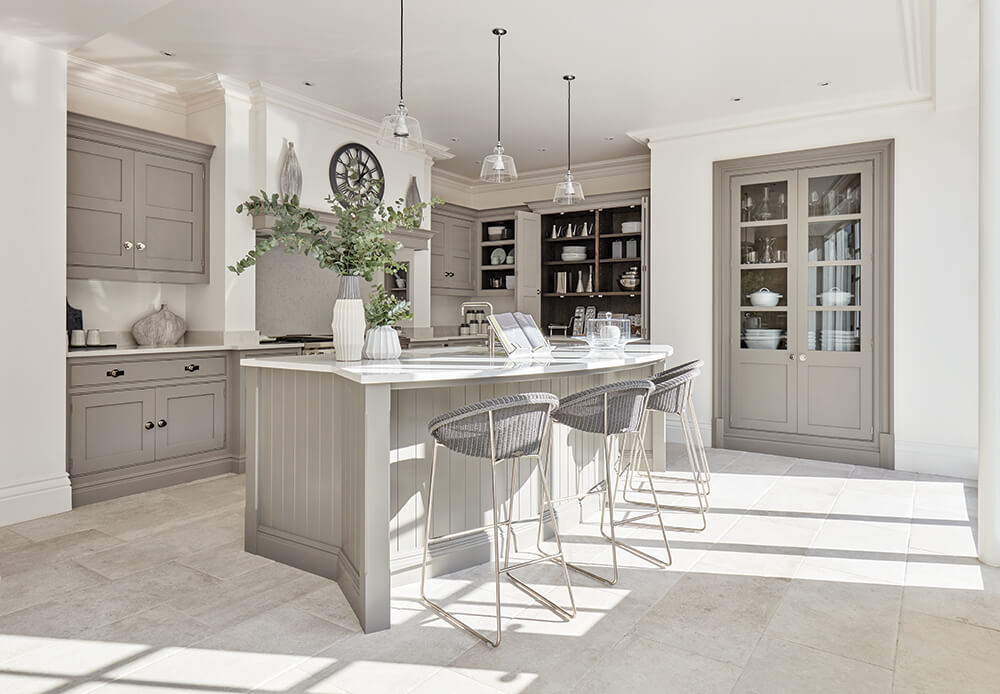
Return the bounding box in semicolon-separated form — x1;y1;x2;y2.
478;218;516;293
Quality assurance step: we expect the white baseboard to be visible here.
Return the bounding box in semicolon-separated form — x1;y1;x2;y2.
0;474;72;527
894;440;977;481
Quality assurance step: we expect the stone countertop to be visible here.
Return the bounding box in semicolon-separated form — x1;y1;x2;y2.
67;342;304;358
240;344;673;387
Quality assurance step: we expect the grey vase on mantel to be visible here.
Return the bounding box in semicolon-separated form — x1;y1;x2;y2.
331;276;365;361
279;142;303;199
132;304;186;345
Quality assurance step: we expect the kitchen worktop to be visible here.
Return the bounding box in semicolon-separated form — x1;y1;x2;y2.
67;342;304;358
240;344;673;387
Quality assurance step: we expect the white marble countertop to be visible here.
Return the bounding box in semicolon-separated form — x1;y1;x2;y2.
240;344;674;387
67;342;304;358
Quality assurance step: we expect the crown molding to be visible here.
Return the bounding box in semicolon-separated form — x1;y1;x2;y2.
247;81;453;161
432;153;650;195
627;88;934;145
67;55;188;114
898;0;934;97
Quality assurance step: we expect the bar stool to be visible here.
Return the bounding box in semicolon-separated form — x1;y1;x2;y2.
625;361;711;530
420;392;576;648
541;380;671;586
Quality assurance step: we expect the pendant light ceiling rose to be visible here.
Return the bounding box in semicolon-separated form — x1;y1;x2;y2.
480;27;517;183
554;73;584;204
376;0;424;151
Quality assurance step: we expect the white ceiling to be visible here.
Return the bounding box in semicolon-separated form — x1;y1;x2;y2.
2;1;931;177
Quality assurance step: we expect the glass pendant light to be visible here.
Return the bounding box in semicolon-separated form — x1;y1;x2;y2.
376;0;423;151
480;27;517;182
553;74;584;204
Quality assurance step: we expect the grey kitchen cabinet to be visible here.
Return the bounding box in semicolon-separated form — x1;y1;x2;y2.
153;381;226;460
67;113;214;284
714;140;893;467
431;204;475;292
69;389;156;476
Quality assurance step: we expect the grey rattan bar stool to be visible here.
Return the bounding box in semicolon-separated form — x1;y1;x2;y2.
420;393;575;648
624;364;710;531
541;380;671;586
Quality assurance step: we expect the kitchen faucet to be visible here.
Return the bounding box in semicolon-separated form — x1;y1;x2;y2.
459;301;497;358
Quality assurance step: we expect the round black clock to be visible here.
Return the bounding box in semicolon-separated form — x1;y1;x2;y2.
329;143;385;202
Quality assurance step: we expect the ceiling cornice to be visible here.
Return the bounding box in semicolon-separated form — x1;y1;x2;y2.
627;88;933;145
898;0;933;97
432;153;650;194
67;55;188;114
246;81;454;161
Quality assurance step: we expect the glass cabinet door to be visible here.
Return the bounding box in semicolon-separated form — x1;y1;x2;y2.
729;171;799;433
795;162;874;440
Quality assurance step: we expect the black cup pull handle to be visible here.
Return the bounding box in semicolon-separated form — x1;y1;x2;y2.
184;364;200;372
106;368;125;378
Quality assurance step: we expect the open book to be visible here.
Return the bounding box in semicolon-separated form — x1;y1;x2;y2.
486;312;550;355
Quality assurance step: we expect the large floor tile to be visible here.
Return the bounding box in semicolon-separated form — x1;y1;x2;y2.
0;529;123;576
902;562;1000;631
0;561;108;616
765;580;902;668
894;609;1000;693
635;572;789;666
733;636;893;694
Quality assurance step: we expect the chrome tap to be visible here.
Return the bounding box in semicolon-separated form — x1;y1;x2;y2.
460;301;497;358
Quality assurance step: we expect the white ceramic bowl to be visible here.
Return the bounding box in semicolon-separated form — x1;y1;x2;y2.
487;226;505;239
744;336;781;349
818;287;853;306
747;288;782;307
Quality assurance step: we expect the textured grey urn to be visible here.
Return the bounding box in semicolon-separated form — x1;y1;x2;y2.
131;304;186;345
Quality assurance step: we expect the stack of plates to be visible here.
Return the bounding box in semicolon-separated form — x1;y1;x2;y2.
561;245;588;262
820;329;860;352
743;328;783;350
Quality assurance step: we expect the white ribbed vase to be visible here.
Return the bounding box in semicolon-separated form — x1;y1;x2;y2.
363;325;402;360
331;276;365;361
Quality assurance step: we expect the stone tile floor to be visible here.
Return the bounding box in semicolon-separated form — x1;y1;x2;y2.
0;448;994;693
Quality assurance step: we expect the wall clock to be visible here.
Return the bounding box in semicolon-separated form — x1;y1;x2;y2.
329;143;385;202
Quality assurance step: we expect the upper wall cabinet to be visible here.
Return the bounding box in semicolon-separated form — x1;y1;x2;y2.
430;204;474;293
67;113;214;284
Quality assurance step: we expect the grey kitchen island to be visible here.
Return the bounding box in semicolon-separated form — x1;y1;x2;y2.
240;345;673;632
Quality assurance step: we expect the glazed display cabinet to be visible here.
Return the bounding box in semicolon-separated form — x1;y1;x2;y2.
714;142;892;466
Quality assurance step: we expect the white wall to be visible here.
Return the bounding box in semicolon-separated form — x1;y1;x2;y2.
0;32;72;524
646;1;979;478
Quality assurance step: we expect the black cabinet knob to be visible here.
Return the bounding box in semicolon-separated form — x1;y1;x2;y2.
144;421;154;430
157;419;167;428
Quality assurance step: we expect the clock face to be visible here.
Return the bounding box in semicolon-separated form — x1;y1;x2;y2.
329;143;385;203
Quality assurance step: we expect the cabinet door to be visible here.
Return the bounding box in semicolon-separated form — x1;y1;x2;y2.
729;171;799;433
430;218;449;288
794;162;874;440
154;382;226;460
134;153;205;274
67;138;135;268
446;218;473;290
69;389;155;476
514;211;542;322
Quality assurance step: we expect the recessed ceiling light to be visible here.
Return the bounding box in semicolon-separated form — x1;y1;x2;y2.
474;160;481;165
303;81;315;87
449;137;459;142
730;97;743;102
537;147;548;152
603;137;614;141
817;80;831;87
159;50;175;57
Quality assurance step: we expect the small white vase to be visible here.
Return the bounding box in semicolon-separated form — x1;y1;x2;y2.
331;276;365;361
363;325;402;360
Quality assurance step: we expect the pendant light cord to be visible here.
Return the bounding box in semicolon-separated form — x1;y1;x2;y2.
566;78;572;172
399;0;404;102
496;32;502;144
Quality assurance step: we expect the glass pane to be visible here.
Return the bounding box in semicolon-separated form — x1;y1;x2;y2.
741;311;787;350
808;265;860;307
808;311;860;352
740;180;788;222
808;220;861;262
742;267;787;307
741;224;788;265
807;173;861;217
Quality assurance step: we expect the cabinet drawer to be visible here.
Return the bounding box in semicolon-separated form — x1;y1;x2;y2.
70;355;226;387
